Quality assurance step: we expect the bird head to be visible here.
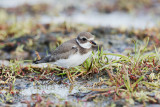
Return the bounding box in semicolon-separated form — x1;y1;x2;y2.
76;32;96;49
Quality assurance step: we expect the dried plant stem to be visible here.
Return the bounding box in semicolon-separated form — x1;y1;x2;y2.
74;71;86;78
87;86;116;92
106;69;114;81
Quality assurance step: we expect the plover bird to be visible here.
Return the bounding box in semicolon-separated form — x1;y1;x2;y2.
34;32;97;84
34;32;97;68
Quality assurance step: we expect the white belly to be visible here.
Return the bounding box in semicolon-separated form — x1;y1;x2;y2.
53;51;92;68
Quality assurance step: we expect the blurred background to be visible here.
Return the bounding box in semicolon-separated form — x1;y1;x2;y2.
0;0;160;60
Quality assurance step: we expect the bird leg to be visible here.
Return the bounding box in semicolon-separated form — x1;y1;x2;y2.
69;71;74;82
67;71;73;84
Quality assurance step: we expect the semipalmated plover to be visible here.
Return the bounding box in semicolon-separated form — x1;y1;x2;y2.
34;32;97;68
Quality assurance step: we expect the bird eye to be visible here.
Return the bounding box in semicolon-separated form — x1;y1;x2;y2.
82;38;87;41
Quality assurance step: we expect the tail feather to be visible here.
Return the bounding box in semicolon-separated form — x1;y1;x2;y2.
33;60;44;64
33;55;51;64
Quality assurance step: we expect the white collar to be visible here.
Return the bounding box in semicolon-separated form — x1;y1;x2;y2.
76;38;92;49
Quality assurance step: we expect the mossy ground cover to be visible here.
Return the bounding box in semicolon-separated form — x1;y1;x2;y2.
0;40;160;106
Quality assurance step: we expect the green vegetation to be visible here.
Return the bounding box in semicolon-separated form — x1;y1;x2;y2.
0;1;160;106
0;41;160;105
